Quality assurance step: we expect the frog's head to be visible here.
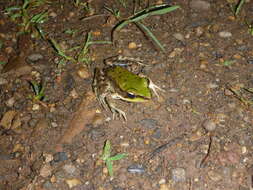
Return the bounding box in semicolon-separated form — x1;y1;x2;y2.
122;78;152;102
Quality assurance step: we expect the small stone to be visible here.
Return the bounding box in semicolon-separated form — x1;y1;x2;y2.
32;104;40;111
70;89;78;99
0;78;8;85
120;142;129;147
202;119;216;132
51;122;58;128
159;184;169;190
208;170;222;181
219;31;232;38
77;67;90;79
171;168;186;182
224;88;233;96
43;153;54;163
247;59;253;64
0;110;17;129
92;114;104;126
152;128;162;139
241;146;247;154
159;178;166;184
139;119;158;129
127;164;145;174
50;175;57;183
206;83;219;89
53;152;68;162
65;178;82;189
28;53;43;61
88;127;105;140
190;0;211;11
195;26;204;37
6;97;15;107
40;164;52;178
173;33;184;42
49;11;57;18
128;42;137;49
63;164;77;175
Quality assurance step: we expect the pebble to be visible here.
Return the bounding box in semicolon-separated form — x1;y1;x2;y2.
70;89;78;99
49;11;57;18
88;127;105;140
206;83;219;89
43;153;54;163
43;181;54;189
28;53;43;62
63;164;77;175
152;128;162;139
190;0;211;11
139;119;158;129
127;164;145;174
0;110;17;129
6;97;15;107
202;119;216;132
65;178;82;189
247;59;253;64
128;42;137;49
77;66;90;79
219;31;232;38
53;152;68;162
241;146;247;154
173;33;184;42
159;178;166;184
208;170;222;182
0;78;8;85
40;164;52;178
159;184;169;190
32;104;40;111
171;168;186;182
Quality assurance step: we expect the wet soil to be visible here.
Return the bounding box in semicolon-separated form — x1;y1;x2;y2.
0;0;253;189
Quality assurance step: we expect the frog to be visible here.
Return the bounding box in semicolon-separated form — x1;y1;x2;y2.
92;55;164;120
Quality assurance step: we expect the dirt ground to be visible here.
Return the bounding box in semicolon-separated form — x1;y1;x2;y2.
0;0;253;189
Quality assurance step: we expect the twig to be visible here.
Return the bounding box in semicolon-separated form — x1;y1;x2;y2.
148;134;187;161
199;134;213;168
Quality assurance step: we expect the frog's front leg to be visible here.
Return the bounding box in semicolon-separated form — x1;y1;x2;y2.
148;79;165;100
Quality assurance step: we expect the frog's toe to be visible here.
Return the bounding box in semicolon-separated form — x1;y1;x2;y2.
148;79;165;98
110;104;127;121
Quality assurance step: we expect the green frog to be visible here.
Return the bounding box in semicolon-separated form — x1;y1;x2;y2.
92;56;164;120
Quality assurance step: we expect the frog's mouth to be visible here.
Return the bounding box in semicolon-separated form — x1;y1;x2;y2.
124;92;150;102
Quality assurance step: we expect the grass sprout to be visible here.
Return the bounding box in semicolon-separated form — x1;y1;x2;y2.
219;60;235;66
112;4;180;52
50;32;112;65
101;140;127;177
77;32;112;64
29;81;45;101
104;5;121;19
230;0;245;17
49;38;76;62
5;0;49;33
245;20;253;36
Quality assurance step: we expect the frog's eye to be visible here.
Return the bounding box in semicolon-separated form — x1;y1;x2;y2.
127;92;136;99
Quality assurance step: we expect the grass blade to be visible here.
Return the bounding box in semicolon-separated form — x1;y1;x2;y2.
235;0;245;16
106;160;114;177
135;21;165;52
115;5;180;31
108;153;127;161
